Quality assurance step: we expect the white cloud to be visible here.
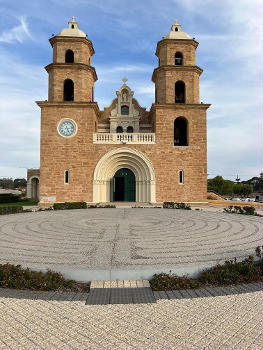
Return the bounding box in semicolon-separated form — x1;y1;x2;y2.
0;17;32;43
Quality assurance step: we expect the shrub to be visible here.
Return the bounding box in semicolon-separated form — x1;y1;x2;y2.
0;206;23;215
163;202;191;210
150;273;200;291
199;256;262;286
53;202;87;210
0;193;20;203
224;205;256;215
163;202;175;208
0;264;74;291
243;206;255;215
175;202;191;210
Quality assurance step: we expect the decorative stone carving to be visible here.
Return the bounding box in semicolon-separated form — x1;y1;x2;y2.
109;79;140;133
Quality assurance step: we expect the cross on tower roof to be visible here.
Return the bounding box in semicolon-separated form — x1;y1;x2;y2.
122;77;128;84
174;18;178;24
72;16;76;22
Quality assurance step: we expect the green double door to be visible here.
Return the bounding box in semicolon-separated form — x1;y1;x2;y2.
113;168;136;202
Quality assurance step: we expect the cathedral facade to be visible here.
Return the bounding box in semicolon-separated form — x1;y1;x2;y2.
36;18;210;204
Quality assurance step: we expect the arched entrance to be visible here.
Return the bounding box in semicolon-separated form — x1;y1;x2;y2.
93;148;156;203
113;168;135;202
27;176;40;201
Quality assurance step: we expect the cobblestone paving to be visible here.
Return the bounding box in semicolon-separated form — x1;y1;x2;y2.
0;209;262;270
0;290;262;350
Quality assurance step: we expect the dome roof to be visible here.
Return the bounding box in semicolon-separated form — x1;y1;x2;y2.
163;19;192;40
57;17;86;38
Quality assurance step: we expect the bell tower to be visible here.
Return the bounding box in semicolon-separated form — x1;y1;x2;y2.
152;19;202;105
46;17;97;102
151;19;210;202
37;18;99;205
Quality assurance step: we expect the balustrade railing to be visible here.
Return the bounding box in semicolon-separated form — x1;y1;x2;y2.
93;133;155;144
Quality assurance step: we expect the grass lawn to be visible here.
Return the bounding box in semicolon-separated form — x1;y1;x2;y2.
0;200;38;207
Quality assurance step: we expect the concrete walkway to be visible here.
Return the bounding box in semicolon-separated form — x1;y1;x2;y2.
0;287;262;349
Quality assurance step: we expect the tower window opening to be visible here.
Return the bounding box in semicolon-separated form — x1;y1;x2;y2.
175;81;185;103
71;24;74;29
116;126;123;133
121;105;129;115
175;52;183;65
65;49;74;63
127;126;133;133
175;27;178;31
65;170;69;184
174;117;188;146
179;170;184;184
64;79;74;101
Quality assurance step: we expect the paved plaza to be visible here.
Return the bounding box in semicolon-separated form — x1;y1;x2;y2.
0;208;262;279
0;288;262;350
0;208;262;349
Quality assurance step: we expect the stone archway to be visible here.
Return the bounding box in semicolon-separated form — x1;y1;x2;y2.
27;176;40;201
93;148;156;203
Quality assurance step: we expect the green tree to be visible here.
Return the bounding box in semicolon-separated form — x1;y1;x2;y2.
13;178;27;188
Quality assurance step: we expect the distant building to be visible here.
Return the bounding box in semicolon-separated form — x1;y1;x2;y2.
35;18;210;204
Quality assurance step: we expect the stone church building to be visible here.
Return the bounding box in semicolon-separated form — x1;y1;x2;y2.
28;18;210;204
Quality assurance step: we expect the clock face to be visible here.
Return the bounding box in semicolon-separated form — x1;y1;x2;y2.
58;120;76;137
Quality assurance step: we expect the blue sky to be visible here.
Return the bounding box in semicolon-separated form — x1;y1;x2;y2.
0;0;262;181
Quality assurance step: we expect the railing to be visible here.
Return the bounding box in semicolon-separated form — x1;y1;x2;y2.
93;133;155;144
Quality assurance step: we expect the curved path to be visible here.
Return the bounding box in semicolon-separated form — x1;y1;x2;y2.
0;208;262;279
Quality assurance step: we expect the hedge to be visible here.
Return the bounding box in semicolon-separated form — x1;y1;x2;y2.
53;202;87;210
0;193;20;204
0;206;23;215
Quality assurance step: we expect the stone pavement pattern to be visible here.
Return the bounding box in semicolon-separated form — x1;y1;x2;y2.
0;209;262;270
0;290;262;350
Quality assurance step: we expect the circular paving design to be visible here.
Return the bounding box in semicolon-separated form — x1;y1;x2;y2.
0;208;262;273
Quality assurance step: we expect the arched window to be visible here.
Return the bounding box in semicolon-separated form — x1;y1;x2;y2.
127;126;133;133
174;117;188;146
175;81;185;103
65;170;69;184
175;52;183;65
121;105;129;115
65;49;74;63
64;79;74;101
179;170;184;184
71;24;74;29
116;126;123;133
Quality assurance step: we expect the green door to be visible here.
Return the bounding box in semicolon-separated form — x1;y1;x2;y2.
113;168;136;202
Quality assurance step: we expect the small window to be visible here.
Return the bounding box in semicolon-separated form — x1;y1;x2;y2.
179;170;184;184
65;49;74;63
127;126;133;133
121;105;129;115
71;24;74;29
175;52;183;66
65;170;69;184
175;27;178;32
116;126;123;133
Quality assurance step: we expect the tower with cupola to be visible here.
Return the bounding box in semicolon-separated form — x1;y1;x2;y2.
37;17;99;203
151;19;210;202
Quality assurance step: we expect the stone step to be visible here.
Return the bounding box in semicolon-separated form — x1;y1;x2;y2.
90;280;150;289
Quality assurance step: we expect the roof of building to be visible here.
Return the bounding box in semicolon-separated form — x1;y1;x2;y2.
57;17;86;38
163;19;192;40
